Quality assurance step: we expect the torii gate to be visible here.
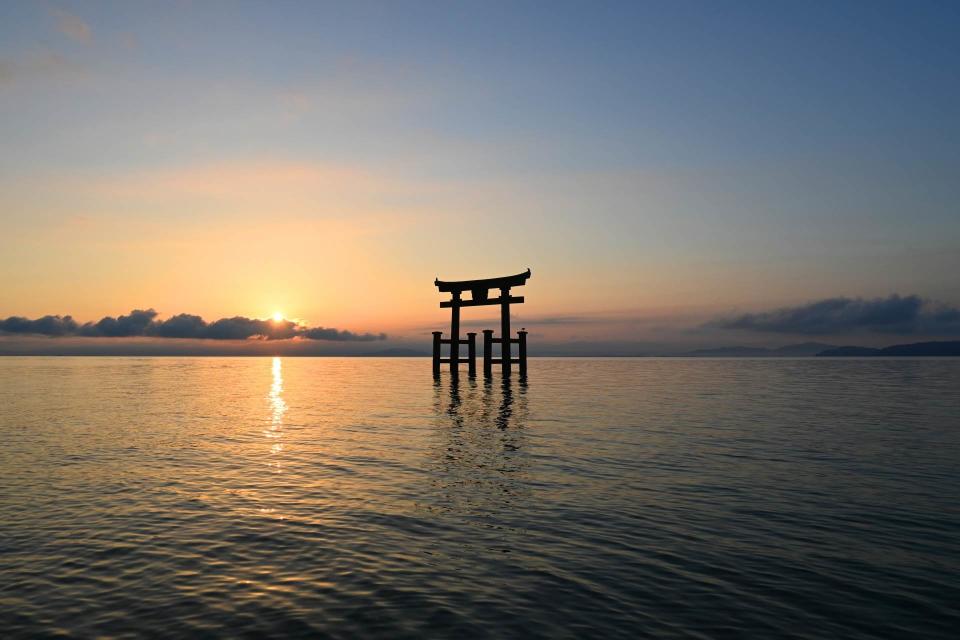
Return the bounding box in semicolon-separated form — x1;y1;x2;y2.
433;268;531;378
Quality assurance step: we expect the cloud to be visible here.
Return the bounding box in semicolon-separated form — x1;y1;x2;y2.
0;50;86;86
707;294;960;335
301;327;386;342
418;314;629;331
150;313;206;338
205;316;295;340
80;309;157;337
50;9;92;43
0;314;79;336
0;310;386;342
0;60;12;85
526;316;597;325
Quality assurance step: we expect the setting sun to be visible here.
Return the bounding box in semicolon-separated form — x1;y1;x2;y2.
272;312;283;322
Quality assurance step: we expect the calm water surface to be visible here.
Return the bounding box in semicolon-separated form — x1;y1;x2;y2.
1;357;958;638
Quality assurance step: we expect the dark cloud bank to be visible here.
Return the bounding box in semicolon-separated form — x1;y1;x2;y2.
708;294;960;336
0;309;386;342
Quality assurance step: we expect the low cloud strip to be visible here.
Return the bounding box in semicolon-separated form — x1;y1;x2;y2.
707;294;960;335
0;309;386;342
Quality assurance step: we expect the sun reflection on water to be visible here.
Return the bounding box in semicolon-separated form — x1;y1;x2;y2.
267;356;286;470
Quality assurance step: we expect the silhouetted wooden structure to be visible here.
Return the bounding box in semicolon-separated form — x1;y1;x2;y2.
433;269;531;378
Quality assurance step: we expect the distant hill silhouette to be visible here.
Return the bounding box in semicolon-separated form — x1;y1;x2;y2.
815;346;879;356
817;341;960;357
683;342;836;357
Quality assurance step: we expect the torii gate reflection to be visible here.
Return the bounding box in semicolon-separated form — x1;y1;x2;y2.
432;268;531;378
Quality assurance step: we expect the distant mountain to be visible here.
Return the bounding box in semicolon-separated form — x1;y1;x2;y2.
770;342;838;356
684;346;769;357
817;341;960;357
816;346;880;357
683;342;836;357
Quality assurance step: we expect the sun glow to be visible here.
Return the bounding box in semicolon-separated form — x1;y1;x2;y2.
272;311;283;322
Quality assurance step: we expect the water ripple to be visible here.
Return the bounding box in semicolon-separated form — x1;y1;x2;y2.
1;357;958;638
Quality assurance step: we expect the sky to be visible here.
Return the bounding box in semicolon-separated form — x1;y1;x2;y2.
1;1;959;354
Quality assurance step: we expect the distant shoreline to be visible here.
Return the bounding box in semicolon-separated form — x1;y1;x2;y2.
1;339;958;358
2;354;959;359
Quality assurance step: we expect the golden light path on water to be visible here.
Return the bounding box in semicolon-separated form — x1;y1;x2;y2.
267;356;286;470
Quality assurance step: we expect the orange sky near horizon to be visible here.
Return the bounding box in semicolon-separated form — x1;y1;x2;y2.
0;159;811;335
5;156;945;341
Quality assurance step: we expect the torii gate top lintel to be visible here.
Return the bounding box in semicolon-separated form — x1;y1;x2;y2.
434;268;531;294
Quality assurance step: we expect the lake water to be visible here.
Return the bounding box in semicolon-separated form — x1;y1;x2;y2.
1;357;958;638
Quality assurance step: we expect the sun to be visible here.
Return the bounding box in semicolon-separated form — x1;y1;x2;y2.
272;311;284;322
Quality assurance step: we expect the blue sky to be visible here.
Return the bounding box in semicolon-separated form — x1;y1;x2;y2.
1;1;958;352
